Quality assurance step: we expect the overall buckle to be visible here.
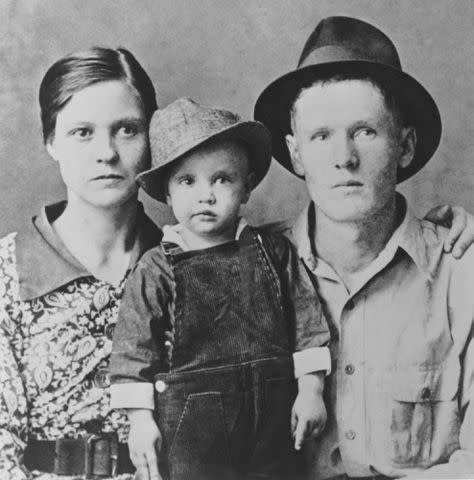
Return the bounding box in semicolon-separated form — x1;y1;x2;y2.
84;432;119;478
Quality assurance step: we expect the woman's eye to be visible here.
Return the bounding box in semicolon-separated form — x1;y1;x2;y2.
71;128;91;139
311;132;328;142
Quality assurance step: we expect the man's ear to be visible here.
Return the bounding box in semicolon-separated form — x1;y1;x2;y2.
398;126;417;169
285;133;305;176
241;171;255;205
46;140;60;162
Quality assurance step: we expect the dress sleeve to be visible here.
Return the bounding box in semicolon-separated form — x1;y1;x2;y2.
109;248;173;411
261;231;331;378
0;306;30;479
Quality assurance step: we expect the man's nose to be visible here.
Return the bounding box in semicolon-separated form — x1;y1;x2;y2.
334;136;359;169
95;133;118;164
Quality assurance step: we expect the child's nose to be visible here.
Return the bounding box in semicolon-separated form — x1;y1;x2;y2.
198;183;216;204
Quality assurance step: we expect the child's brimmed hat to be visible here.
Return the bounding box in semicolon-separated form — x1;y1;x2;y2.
137;97;272;202
254;16;441;183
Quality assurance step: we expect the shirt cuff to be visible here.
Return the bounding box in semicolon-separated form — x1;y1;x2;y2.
110;382;154;410
293;346;331;378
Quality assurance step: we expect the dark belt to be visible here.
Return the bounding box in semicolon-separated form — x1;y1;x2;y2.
328;475;390;480
24;433;135;478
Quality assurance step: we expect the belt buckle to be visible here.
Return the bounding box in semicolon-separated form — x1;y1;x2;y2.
85;432;119;478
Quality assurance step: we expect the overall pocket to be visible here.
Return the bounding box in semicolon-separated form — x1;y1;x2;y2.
388;362;460;467
168;391;231;480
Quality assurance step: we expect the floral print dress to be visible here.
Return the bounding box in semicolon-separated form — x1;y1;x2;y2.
0;203;160;479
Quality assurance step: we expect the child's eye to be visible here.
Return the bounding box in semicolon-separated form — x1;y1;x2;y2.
71;128;92;140
178;176;194;186
215;175;230;184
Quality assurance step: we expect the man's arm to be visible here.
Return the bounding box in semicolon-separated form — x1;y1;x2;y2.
424;205;474;258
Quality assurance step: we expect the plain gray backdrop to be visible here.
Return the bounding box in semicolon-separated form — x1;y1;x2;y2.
0;0;473;235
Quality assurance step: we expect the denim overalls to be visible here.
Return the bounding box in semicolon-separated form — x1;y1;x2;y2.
155;228;302;480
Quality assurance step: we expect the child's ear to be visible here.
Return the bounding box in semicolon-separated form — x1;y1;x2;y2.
166;194;172;207
241;171;255;205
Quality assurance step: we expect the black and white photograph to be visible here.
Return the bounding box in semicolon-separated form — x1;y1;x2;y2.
0;1;473;479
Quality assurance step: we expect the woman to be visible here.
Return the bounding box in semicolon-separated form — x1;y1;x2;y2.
0;46;472;480
0;47;160;479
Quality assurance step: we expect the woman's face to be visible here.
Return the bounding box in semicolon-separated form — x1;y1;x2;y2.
46;80;149;210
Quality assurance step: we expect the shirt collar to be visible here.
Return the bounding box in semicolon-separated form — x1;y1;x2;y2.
162;217;249;252
291;194;432;279
16;201;162;301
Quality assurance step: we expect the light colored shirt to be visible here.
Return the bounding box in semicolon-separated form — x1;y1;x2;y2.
287;196;474;479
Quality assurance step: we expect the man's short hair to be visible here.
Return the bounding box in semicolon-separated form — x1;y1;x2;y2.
289;71;411;134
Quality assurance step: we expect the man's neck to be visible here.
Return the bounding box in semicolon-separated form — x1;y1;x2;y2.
313;198;400;289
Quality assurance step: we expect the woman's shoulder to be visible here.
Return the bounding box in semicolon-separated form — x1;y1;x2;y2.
0;232;20;314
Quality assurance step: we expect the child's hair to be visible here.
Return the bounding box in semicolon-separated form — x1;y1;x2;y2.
160;137;251;199
39;47;158;143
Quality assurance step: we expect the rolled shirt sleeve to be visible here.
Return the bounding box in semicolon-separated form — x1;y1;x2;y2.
109;248;174;410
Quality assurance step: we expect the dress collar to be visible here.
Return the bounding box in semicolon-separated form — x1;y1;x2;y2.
16;201;162;301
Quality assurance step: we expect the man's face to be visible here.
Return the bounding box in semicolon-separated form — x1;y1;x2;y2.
286;80;415;224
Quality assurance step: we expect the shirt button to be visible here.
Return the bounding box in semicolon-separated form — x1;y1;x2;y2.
105;323;115;340
94;368;110;389
421;387;431;400
346;299;355;310
345;364;355;375
345;429;356;440
155;380;167;393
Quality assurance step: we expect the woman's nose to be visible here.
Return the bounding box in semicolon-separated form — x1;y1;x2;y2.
95;133;118;164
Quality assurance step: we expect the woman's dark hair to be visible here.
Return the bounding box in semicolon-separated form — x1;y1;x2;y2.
39;47;158;143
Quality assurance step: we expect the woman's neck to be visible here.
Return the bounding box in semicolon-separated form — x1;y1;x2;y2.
52;195;140;284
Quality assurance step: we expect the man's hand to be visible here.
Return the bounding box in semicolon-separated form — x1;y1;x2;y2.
127;408;162;480
291;372;327;451
424;205;474;258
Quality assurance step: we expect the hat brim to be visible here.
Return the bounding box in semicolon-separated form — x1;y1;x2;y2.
137;121;272;202
254;61;441;183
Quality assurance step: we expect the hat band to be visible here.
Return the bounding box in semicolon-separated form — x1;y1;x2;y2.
298;45;401;71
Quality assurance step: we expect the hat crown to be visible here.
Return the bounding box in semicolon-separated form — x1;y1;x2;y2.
298;16;401;70
149;97;243;170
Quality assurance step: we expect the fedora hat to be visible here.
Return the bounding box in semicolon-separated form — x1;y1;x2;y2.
138;97;272;202
254;16;441;183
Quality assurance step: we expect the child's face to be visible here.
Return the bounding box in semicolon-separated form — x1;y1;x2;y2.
166;139;253;244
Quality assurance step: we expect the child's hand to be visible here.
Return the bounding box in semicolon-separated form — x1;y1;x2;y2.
127;409;163;480
291;372;327;451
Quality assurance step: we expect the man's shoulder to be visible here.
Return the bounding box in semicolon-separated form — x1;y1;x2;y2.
418;216;474;273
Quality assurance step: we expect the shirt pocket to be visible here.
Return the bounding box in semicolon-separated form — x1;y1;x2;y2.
388;360;461;467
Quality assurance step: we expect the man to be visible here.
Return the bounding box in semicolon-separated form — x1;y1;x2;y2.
255;16;474;479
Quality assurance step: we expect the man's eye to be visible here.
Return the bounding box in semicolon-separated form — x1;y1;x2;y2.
356;128;376;139
71;128;91;139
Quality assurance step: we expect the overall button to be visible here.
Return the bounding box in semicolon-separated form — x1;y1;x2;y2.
346;299;355;310
94;368;110;388
155;380;167;393
345;364;355;375
345;429;356;440
421;387;431;400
